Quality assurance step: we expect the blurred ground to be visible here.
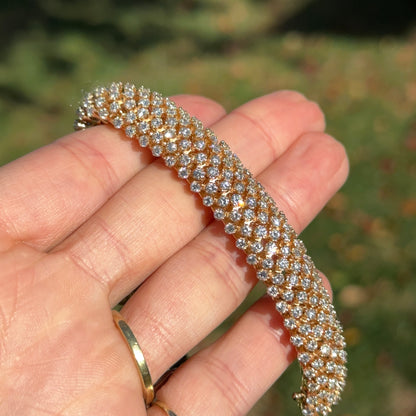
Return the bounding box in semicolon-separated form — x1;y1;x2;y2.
1;1;415;415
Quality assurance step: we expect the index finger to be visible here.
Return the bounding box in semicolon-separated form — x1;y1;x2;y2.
0;95;226;252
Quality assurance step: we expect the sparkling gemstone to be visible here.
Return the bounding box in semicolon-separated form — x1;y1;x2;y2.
320;344;331;356
113;117;123;129
166;142;177;153
287;273;299;286
210;155;221;165
217;196;229;207
270;229;280;240
265;242;277;256
262;258;273;269
152;146;162;157
179;154;191;166
126;111;136;123
251;241;263;253
152;132;162;143
98;108;109;118
137;136;148;148
178;167;188;179
179;139;191;150
291;336;303;347
292;306;303;318
125;125;136;138
256;270;268;281
207;167;219;178
244;209;255;220
307;340;318;351
267;286;278;298
205;183;218;194
258;211;268;223
272;273;284;285
196;153;207;164
247;197;257;208
214;209;225;220
297;291;308;303
179;127;191;137
299;353;310;364
224;223;236;234
278;258;290;270
241;225;252;236
229;210;241;222
284;318;296;329
246;254;257;265
300;324;311;335
230;194;242;206
255;225;267;238
193;169;205;180
276;301;288;314
190;182;202;193
283;290;294;302
312;359;324;369
236;238;247;250
165;129;176;139
220;180;231;191
164;156;176;167
202;196;214;206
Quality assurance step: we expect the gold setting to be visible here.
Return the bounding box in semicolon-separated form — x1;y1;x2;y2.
77;83;347;416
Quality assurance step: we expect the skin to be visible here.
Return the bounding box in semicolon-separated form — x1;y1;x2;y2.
0;91;349;416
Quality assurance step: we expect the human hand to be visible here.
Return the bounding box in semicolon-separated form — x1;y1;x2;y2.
0;89;348;415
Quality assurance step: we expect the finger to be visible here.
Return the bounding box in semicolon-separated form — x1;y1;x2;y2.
148;296;299;416
54;91;326;302
121;131;347;379
0;95;226;252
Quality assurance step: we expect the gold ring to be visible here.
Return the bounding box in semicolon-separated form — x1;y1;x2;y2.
112;310;154;406
152;400;178;416
77;83;347;416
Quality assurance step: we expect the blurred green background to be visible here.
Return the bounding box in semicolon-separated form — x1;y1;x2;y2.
1;1;415;415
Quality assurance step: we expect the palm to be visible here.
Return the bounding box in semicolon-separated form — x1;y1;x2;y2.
0;91;347;415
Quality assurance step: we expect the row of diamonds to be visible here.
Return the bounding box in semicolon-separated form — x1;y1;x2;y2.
75;82;347;416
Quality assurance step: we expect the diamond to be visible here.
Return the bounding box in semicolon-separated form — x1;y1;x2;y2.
307;340;318;351
262;258;273;269
291;336;303;347
202;196;214;206
205;183;218;194
152;146;162;157
284;318;296;329
193;169;205;180
292;306;303;318
178;167;188;179
244;209;255;220
275;301;288;314
166;142;177;153
217;196;229;207
257;270;268;281
229;210;242;222
190;181;202;192
251;241;263;253
207;167;219;178
241;225;252;236
267;286;279;298
299;353;310;364
113;117;123;129
224;223;236;234
283;290;294;302
214;209;225;220
272;273;284;285
255;225;267;238
125;125;136;138
236;238;247;250
320;344;331;356
246;254;257;265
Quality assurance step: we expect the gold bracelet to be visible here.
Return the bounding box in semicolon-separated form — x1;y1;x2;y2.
75;83;347;416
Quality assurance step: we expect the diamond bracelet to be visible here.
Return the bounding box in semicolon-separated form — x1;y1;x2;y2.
75;83;347;416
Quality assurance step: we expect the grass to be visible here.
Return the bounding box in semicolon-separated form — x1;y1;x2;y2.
1;1;415;415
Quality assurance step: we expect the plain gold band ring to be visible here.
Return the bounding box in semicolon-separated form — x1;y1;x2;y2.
152;400;178;416
112;310;154;406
